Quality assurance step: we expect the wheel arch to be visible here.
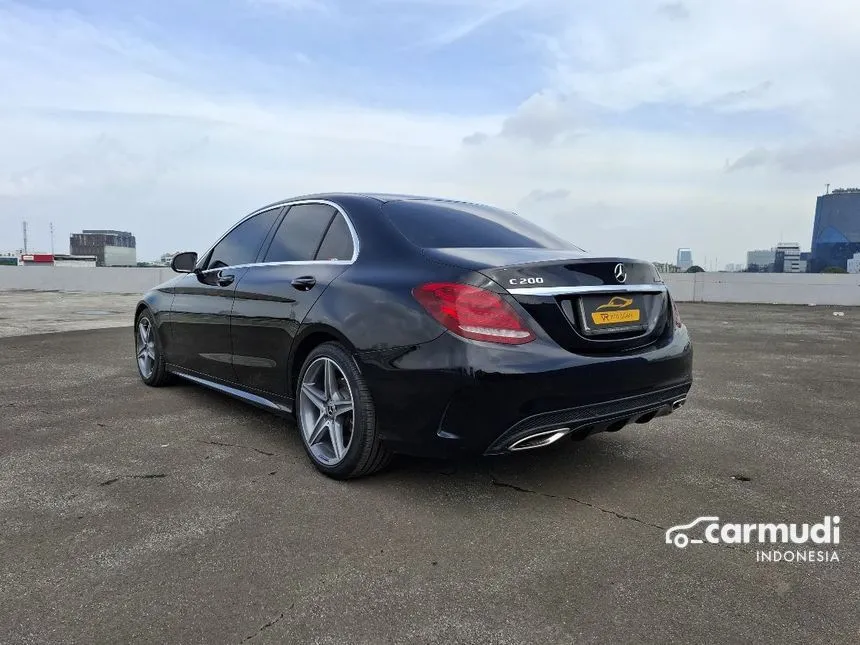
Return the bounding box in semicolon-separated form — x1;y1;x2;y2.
134;300;149;322
288;324;358;398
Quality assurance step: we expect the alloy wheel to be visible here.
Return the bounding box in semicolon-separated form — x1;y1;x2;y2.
136;317;157;379
299;357;355;465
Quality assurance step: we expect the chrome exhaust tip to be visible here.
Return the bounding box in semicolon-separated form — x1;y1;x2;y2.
508;428;571;452
672;398;687;410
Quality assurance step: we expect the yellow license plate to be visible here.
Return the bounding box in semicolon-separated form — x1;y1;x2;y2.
591;309;641;325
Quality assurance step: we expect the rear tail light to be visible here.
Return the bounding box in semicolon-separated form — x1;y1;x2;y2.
412;282;535;345
671;298;683;328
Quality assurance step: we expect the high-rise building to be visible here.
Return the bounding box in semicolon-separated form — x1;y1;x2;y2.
676;248;693;271
69;230;137;267
847;252;860;274
774;242;806;273
745;249;776;272
809;188;860;272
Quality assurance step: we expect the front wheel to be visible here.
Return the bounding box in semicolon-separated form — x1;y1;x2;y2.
296;342;391;479
134;310;172;387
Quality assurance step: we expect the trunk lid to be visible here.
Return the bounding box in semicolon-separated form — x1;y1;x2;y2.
424;248;670;353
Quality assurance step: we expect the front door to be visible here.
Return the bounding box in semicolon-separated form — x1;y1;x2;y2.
167;207;282;382
230;202;356;398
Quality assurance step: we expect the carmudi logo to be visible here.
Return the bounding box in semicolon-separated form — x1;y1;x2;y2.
665;516;841;563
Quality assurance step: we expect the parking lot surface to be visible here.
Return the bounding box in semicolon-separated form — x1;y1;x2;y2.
0;291;138;338
1;302;858;644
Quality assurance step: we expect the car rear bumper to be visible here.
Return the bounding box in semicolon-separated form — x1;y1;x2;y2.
481;382;691;454
355;324;693;457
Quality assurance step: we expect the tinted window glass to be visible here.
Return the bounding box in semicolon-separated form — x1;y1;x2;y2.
382;200;578;250
207;208;280;269
265;204;336;262
316;213;355;261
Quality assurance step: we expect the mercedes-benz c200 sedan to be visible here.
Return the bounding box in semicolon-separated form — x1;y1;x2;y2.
135;193;693;479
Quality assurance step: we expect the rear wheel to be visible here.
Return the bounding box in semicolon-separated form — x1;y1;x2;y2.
135;310;172;387
296;342;391;479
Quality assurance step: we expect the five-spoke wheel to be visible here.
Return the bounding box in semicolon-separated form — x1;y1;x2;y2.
134;309;170;386
136;316;157;379
299;357;355;465
296;342;391;478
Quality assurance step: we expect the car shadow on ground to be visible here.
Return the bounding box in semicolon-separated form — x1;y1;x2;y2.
170;378;644;492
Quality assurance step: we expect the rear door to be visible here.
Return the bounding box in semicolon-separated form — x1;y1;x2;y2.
167;207;282;381
230;202;356;397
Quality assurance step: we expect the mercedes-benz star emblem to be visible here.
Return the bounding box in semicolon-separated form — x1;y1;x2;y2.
614;263;627;283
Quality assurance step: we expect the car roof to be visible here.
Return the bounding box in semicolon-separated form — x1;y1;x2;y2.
262;192;499;209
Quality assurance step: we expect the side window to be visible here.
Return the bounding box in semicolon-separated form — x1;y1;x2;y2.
316;213;355;261
206;208;280;270
264;204;336;263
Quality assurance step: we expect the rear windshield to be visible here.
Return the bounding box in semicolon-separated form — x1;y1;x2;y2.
382;200;579;250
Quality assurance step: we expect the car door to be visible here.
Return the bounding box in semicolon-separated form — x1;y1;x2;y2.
230;201;357;397
167;207;282;382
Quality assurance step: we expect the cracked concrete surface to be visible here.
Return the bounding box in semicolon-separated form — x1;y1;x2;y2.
0;302;858;644
489;478;668;531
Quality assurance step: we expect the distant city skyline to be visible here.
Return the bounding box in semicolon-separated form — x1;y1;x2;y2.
0;212;835;269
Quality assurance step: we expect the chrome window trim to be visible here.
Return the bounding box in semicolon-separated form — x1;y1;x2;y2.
200;259;352;275
196;199;360;273
508;284;667;297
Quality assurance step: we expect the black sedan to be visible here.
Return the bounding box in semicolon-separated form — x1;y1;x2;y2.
135;193;693;478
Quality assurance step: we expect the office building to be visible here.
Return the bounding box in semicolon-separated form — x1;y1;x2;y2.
809;188;860;272
847;252;860;274
773;243;807;273
676;248;693;271
70;230;137;267
746;249;776;272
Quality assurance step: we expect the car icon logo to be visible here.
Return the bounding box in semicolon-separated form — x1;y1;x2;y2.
614;263;627;283
665;516;720;548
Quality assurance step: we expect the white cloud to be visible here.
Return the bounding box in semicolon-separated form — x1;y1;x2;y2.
1;0;858;266
421;0;532;47
542;0;860;121
451;0;860;262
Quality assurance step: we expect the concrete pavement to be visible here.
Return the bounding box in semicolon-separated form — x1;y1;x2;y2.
0;303;857;644
0;291;140;337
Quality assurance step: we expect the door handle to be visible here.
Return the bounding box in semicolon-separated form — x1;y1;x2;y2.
291;276;316;291
217;274;235;287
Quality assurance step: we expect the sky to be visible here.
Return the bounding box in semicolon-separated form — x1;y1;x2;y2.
2;0;860;266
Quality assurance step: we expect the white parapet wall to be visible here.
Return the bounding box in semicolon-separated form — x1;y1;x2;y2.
662;272;860;306
1;267;859;306
0;266;173;294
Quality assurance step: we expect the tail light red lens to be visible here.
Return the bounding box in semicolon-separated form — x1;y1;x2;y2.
412;282;535;345
671;298;683;328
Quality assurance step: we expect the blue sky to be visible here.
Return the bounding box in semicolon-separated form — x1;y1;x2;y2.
2;0;859;265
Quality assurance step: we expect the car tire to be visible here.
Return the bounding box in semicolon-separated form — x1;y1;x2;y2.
134;309;172;387
296;342;391;479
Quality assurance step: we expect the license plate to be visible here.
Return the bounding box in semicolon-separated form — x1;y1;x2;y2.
591;308;641;325
577;293;649;334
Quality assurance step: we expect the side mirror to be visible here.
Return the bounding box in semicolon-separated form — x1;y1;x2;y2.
170;251;198;273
